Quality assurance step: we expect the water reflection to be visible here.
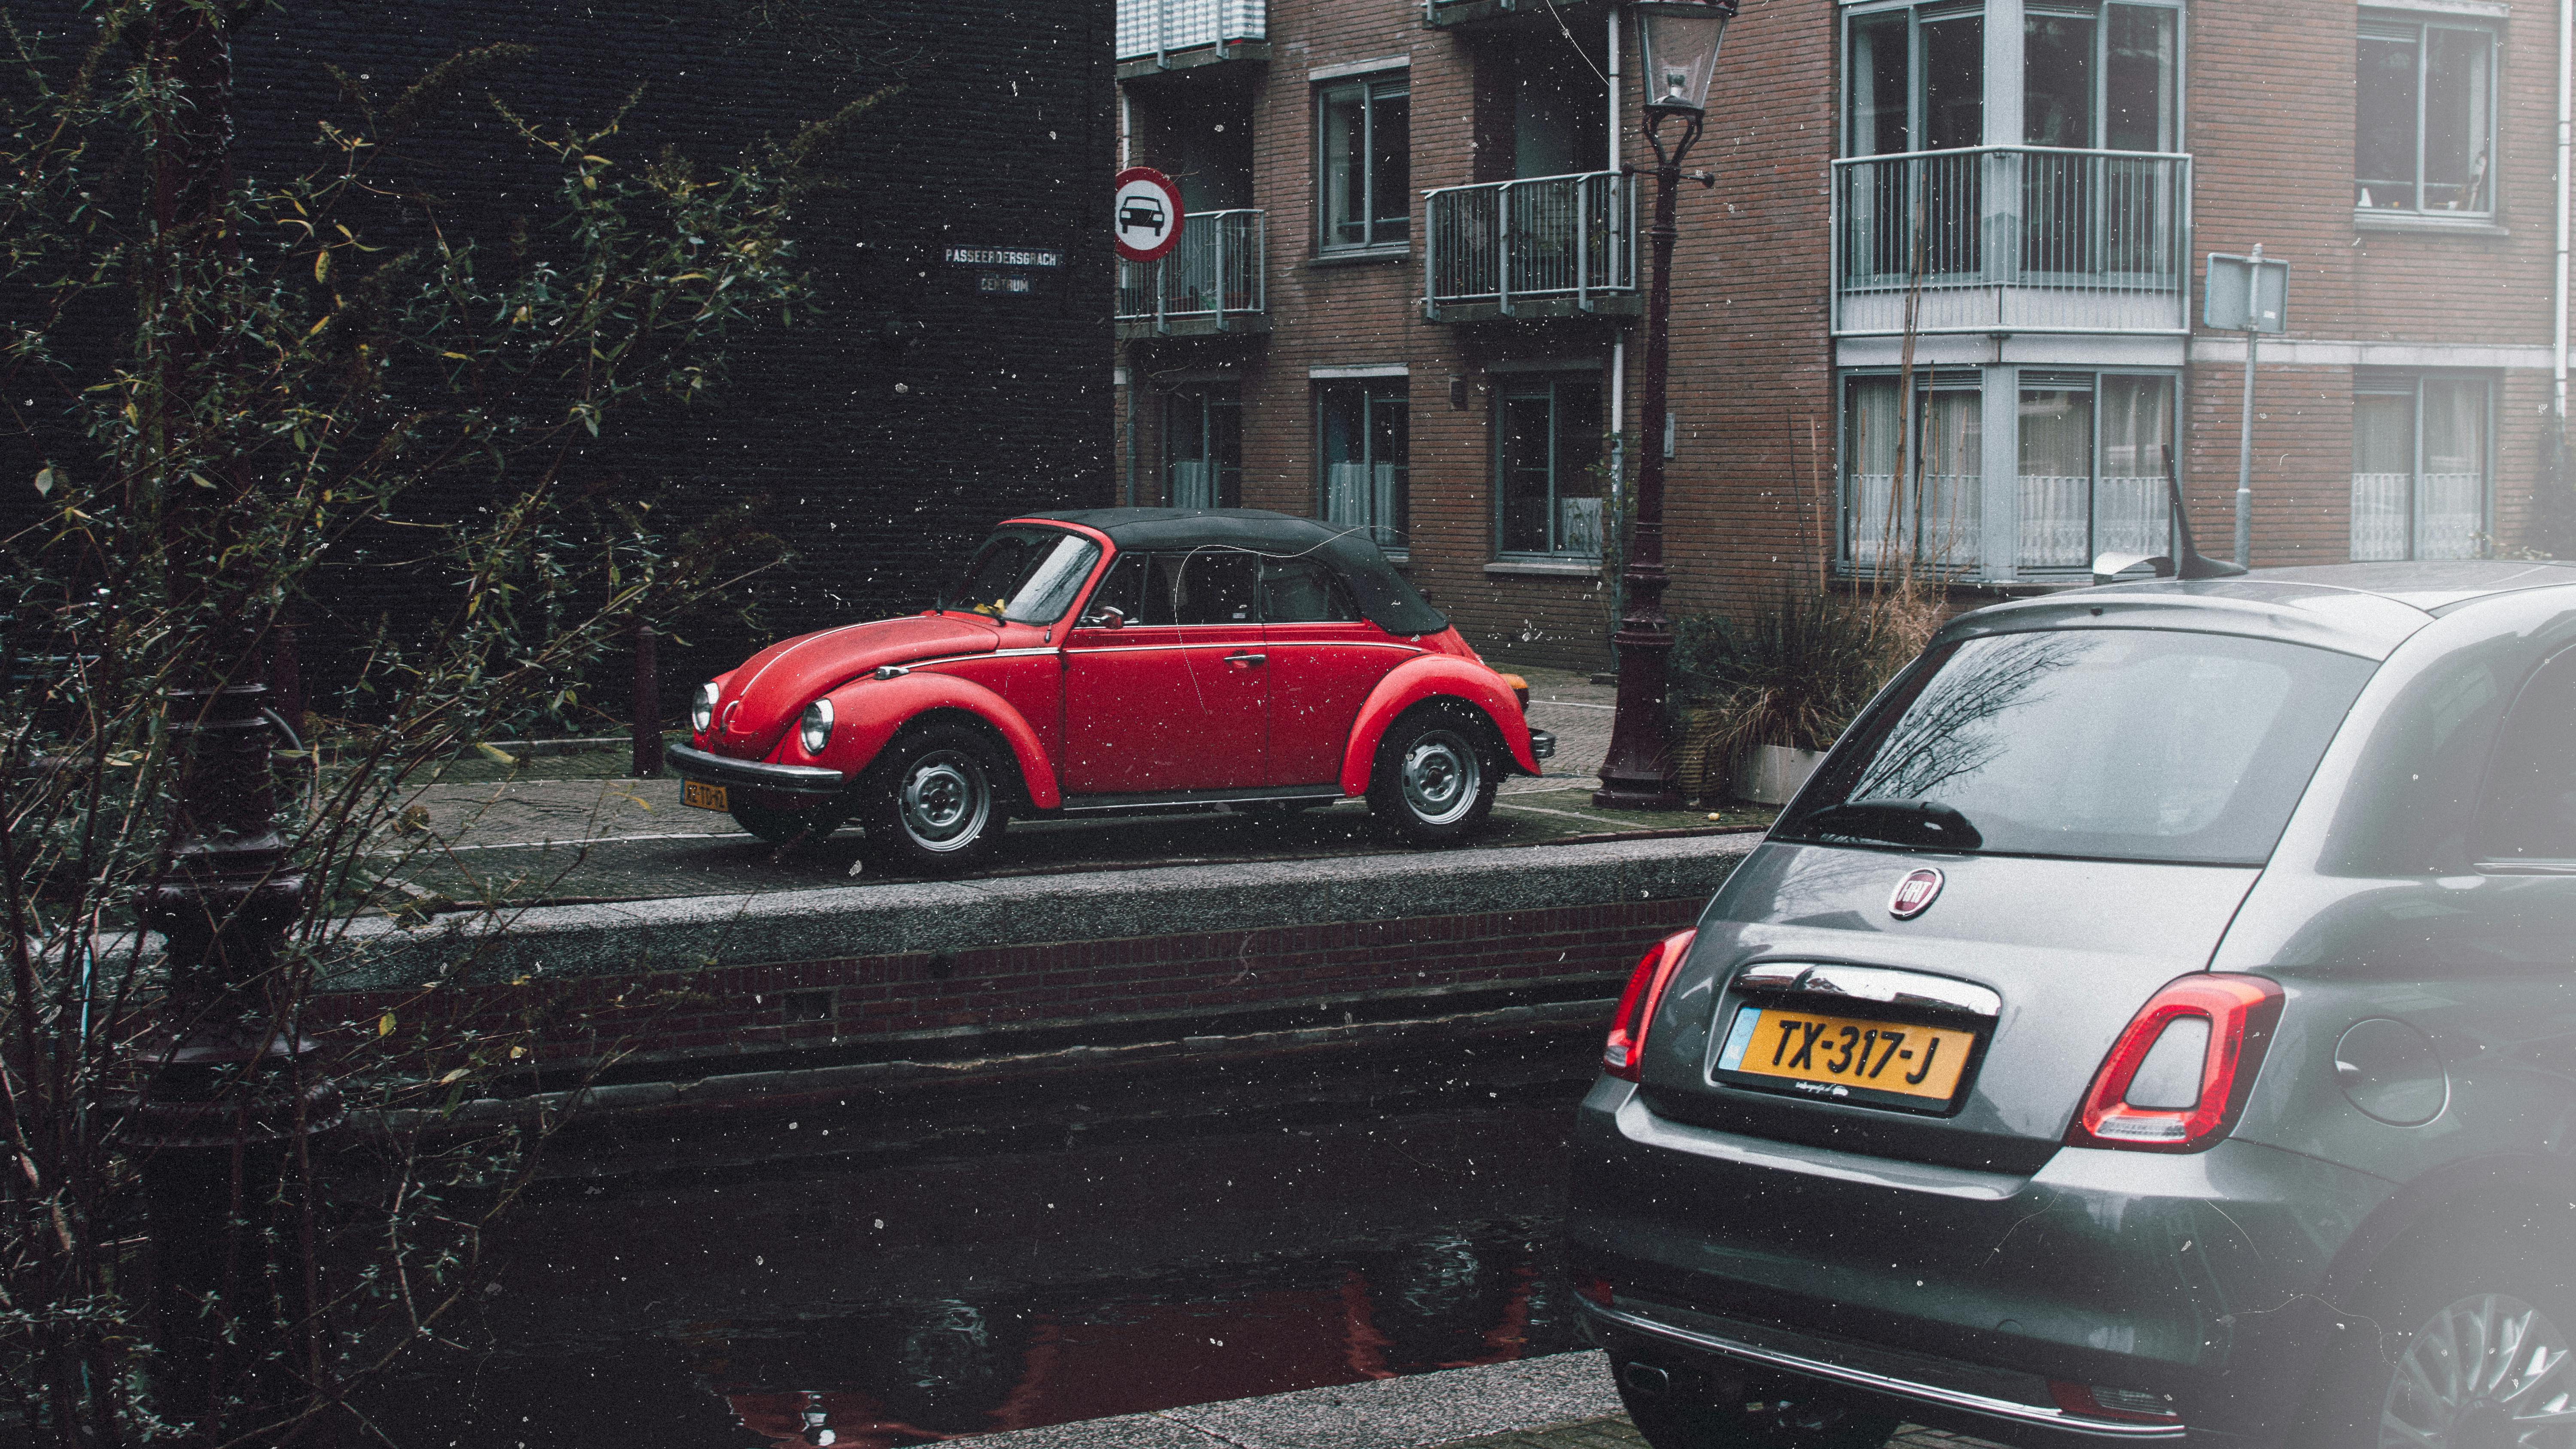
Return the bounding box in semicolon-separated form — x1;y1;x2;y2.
699;1230;1575;1447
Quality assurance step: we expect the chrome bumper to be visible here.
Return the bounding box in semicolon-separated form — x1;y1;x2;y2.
665;742;847;799
1528;727;1556;761
1580;1297;2186;1441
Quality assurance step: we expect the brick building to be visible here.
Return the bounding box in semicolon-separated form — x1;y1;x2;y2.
1109;0;2570;674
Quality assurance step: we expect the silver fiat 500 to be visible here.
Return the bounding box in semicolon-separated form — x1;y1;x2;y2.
1569;561;2576;1449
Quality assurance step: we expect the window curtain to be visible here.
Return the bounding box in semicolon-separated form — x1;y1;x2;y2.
2017;385;2093;568
1847;378;1981;570
2096;375;2172;559
2420;379;2486;558
2350;392;2415;561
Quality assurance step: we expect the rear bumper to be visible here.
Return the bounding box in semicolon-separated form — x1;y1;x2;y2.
1566;1079;2397;1447
665;742;847;800
1528;727;1556;762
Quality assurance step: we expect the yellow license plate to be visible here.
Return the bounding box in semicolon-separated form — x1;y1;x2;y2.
682;779;728;812
1716;1005;1978;1107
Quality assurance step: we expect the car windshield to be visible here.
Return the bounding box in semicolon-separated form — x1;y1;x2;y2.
942;527;1101;625
1775;629;2377;865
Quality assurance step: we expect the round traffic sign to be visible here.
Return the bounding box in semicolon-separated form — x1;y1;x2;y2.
1113;166;1185;264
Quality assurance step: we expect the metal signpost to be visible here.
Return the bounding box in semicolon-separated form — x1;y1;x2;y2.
2205;248;2290;568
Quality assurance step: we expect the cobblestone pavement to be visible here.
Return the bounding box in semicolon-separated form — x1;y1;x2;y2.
1436;1419;1998;1449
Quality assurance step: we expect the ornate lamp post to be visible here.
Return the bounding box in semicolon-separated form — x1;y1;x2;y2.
1593;0;1736;811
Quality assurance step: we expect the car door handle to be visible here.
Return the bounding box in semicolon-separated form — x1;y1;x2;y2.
1225;653;1267;668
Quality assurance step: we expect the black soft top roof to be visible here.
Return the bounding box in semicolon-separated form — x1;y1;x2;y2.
1015;507;1449;636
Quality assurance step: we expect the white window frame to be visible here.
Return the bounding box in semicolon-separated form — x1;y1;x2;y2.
1317;74;1411;253
2349;373;2495;561
2354;13;2500;220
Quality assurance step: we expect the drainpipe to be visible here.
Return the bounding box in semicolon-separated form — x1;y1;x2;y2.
2556;0;2570;434
1609;8;1628;507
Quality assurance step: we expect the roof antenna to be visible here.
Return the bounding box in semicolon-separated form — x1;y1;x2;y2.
2093;445;2251;583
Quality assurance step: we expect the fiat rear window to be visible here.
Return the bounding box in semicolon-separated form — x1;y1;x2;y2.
946;527;1101;624
1775;629;2376;865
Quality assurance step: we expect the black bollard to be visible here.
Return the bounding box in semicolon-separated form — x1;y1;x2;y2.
632;620;661;778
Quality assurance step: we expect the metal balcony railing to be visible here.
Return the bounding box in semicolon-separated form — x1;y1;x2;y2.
1832;146;2193;335
1115;0;1265;64
1115;209;1266;334
1425;170;1637;320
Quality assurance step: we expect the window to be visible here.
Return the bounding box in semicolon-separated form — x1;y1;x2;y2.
1165;385;1242;509
2476;647;2576;865
1319;75;1410;250
1095;550;1261;625
945;528;1102;624
1261;556;1363;623
2017;373;2174;569
2357;18;2495;216
2024;3;2179;152
1318;381;1410;551
2351;376;2489;560
1496;375;1605;557
1846;4;1985;156
1844;373;1983;571
1778;629;2377;866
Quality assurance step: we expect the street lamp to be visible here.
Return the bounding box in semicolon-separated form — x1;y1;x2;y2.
1594;0;1736;811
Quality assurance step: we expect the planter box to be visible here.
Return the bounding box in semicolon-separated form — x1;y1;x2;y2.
1734;744;1823;806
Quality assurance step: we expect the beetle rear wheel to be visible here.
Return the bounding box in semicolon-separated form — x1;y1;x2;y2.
856;723;1009;874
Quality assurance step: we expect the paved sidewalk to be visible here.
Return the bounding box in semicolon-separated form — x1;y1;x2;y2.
949;1349;2002;1449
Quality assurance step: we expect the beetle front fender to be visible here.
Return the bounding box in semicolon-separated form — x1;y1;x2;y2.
802;672;1062;810
1338;656;1541;796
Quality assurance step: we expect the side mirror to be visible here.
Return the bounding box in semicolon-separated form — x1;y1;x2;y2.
1081;605;1127;631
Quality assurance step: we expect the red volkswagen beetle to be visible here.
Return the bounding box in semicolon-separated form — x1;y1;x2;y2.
668;508;1557;871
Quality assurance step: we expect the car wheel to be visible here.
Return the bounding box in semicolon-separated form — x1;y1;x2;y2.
2305;1225;2576;1449
1618;1369;1897;1449
730;797;843;847
1367;706;1500;844
856;723;1009;874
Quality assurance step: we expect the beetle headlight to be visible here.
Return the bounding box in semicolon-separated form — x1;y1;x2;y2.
799;698;834;755
691;681;720;735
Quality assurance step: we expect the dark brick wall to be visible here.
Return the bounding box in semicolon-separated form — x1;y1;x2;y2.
325;896;1694;1075
4;0;1115;716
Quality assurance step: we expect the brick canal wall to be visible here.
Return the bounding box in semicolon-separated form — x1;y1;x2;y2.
322;833;1761;1100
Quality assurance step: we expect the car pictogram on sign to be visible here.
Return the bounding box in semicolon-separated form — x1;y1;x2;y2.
1118;196;1166;237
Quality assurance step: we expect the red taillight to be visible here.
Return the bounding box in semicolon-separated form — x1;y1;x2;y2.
1604;930;1698;1082
2068;973;2284;1152
2048;1381;2181;1425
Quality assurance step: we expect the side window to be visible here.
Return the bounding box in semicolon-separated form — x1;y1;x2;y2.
2475;647;2576;864
1261;557;1362;624
1083;551;1173;626
1166;550;1261;626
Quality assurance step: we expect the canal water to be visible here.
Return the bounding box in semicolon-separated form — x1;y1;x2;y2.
376;1085;1593;1447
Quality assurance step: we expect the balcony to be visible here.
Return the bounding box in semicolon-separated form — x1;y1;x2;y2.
1116;0;1267;81
1116;209;1268;340
1423;171;1637;324
1832;146;2193;337
1422;0;1610;31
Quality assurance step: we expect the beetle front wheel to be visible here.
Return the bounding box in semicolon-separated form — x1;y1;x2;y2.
856;723;1008;874
1367;708;1500;845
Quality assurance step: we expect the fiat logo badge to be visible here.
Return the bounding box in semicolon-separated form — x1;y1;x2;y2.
1888;867;1944;920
